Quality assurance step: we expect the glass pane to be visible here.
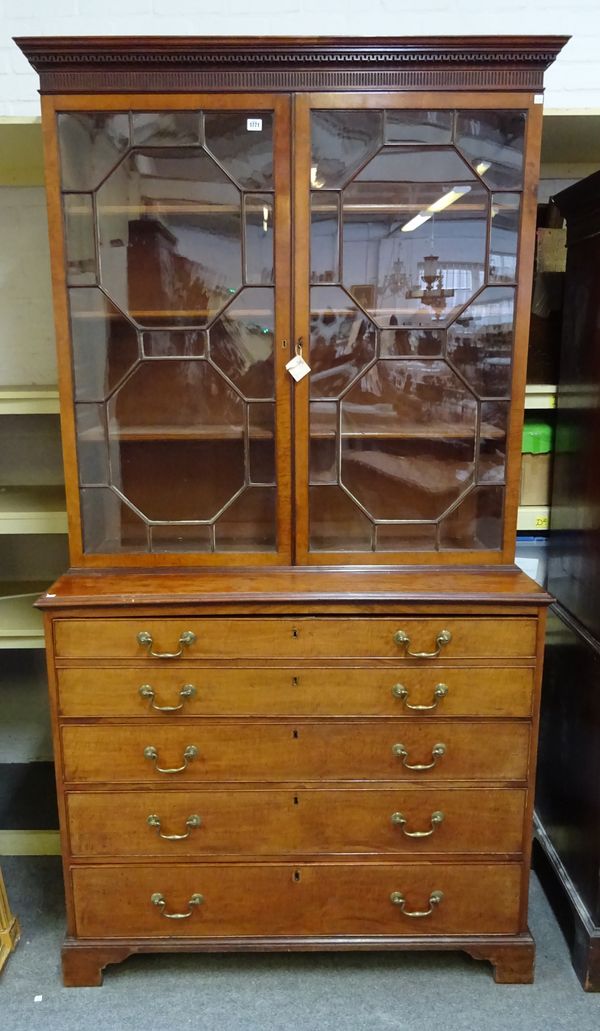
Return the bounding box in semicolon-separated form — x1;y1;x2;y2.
107;361;244;522
455;111;526;190
142;330;206;357
479;401;509;484
311;110;383;189
249;403;275;485
58;112;130;191
385;110;453;145
245;194;274;285
210;288;274;400
204;112;273;190
132;111;203;147
356;147;474;182
340;361;476;521
309;485;373;551
81;487;148;553
69;287;140;402
76;404;109;485
379;328;443;357
439;486;503;550
446;287;515;398
490;194;520;283
310;402;338;484
310;287;377;400
311;192;339;284
64;194;96;285
376;523;438;551
214;487;276;551
150;523;212;552
342;180;488;328
96;148;242;327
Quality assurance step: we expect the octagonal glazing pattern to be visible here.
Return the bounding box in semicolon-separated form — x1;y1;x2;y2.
96;147;242;328
340;361;477;521
61;108;277;555
308;105;525;554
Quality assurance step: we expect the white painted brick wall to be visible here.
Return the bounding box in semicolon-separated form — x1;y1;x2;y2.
0;0;599;115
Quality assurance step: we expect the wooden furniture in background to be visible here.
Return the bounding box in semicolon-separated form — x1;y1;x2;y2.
15;35;566;986
0;867;20;973
534;170;600;991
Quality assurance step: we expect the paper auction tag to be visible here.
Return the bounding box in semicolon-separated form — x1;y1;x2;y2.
285;354;311;382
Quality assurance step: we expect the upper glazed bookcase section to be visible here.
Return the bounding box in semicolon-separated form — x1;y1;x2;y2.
14;37;568;94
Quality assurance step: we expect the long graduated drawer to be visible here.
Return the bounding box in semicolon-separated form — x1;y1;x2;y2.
66;787;527;857
71;862;523;938
56;666;535;719
61;720;531;783
53;617;537;660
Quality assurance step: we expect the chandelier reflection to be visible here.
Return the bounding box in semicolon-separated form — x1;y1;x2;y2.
406;253;454;319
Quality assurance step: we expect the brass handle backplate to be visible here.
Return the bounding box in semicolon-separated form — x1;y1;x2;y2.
392;683;448;711
390;889;443;918
143;744;198;774
139;683;196;712
394;629;452;659
392;742;446;771
150;892;204;919
391;810;444;838
147;813;202;840
137;630;197;659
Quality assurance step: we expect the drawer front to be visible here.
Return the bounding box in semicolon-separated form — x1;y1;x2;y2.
66;787;526;858
71;862;522;938
56;666;535;719
61;721;530;783
54;617;537;660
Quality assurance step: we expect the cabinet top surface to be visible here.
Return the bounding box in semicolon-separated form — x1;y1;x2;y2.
37;566;550;609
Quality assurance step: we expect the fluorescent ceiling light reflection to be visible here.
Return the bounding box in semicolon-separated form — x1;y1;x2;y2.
475;159;491;175
401;185;472;232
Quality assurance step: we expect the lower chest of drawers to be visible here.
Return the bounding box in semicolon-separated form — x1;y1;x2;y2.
42;600;546;984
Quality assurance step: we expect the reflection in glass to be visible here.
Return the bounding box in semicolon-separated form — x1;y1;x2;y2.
376;523;438;551
69;287;140;402
455;111;526;190
379;328;443;357
490;194;520;283
385;110;453;145
142;330;206;357
210;287;274;400
479;401;509;484
447;287;515;398
309;485;373;551
439;486;503;550
64;194;96;285
96;148;242;327
245;194;274;285
204;112;273;190
132;111;203;147
311;110;383;189
58;112;130;191
340;361;476;521
356;147;474;183
150;523;212;552
249;403;276;485
311;192;339;283
76;403;109;485
310;401;338;484
80;487;148;553
309;287;376;399
107;361;244;521
214;487;276;551
342;180;487;328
